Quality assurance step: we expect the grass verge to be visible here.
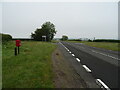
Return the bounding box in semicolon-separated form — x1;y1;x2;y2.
0;41;2;89
2;41;56;88
67;41;119;51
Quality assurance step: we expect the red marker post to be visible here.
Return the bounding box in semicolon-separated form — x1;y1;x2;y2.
15;40;21;55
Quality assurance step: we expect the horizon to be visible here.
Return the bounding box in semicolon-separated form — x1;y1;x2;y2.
1;2;118;39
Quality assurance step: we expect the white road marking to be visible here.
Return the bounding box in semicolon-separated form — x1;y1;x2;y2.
67;49;70;52
59;42;70;51
96;79;110;90
92;50;120;60
64;46;68;50
82;65;91;73
72;54;75;56
69;51;72;54
76;58;80;62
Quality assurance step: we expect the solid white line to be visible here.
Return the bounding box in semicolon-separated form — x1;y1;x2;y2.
82;65;91;73
96;79;110;90
92;50;120;60
72;54;75;56
76;58;80;62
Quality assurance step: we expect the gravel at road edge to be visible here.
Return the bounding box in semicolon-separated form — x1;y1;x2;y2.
52;46;87;88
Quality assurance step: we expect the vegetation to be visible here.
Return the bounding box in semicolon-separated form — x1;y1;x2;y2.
2;41;56;88
67;40;119;51
61;35;68;41
93;39;120;43
67;39;81;41
84;42;119;51
0;33;12;42
0;36;1;89
31;22;57;41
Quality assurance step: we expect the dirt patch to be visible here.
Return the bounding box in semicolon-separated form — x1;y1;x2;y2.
52;47;87;88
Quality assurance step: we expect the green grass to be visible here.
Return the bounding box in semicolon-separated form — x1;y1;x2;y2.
51;40;59;43
2;41;56;88
0;40;2;89
67;41;119;51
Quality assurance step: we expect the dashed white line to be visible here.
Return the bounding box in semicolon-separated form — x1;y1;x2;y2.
96;79;110;90
82;65;92;73
60;42;76;57
64;46;68;50
69;51;72;54
59;42;70;51
76;58;80;62
72;54;75;56
67;49;70;52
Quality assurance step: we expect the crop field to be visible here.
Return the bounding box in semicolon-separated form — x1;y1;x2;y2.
2;41;56;88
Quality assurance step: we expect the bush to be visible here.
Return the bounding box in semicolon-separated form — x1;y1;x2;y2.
88;39;92;42
1;33;12;42
61;35;68;41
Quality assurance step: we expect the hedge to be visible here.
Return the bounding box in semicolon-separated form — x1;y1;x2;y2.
68;39;82;41
0;33;12;42
93;39;120;43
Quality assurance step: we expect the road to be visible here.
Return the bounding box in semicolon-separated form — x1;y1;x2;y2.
59;41;119;89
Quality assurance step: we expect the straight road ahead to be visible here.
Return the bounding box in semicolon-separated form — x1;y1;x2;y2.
60;41;119;89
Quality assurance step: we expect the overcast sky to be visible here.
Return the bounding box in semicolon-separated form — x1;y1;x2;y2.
1;2;118;39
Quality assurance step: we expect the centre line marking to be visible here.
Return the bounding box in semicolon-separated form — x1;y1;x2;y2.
96;79;110;90
72;54;75;56
67;49;69;51
59;42;70;52
76;58;80;62
82;65;91;73
69;51;72;53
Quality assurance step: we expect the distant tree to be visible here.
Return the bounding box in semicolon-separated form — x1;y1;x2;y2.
88;39;92;42
61;35;68;41
31;22;57;41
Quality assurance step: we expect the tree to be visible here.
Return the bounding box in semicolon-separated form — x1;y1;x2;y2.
61;35;68;41
31;22;57;41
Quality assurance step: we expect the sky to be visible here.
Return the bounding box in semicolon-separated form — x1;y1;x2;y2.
0;1;119;39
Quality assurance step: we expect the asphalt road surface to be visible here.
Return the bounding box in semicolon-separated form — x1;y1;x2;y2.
59;41;119;89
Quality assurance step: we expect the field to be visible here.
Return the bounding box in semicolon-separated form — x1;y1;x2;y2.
67;41;119;51
2;41;56;88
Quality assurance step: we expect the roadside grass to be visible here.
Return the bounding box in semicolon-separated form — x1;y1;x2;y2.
2;41;56;88
51;40;59;43
0;41;2;89
67;41;119;51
